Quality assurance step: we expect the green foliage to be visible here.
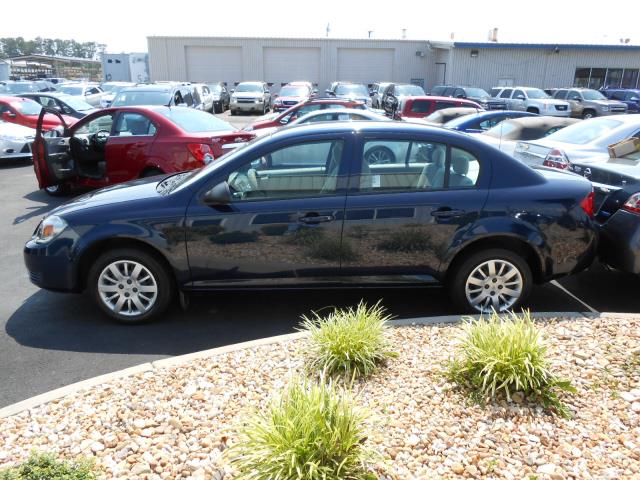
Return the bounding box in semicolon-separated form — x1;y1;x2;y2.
0;452;97;480
300;301;398;379
260;224;289;236
287;227;325;246
210;230;259;244
445;310;576;418
0;37;105;60
377;229;431;253
228;379;377;480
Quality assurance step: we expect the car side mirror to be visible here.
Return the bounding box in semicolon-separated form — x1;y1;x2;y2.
230;89;235;93
631;97;639;102
3;111;16;120
312;88;318;94
203;181;232;205
516;95;525;100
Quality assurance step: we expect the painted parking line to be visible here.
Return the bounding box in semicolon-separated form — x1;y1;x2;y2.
551;280;598;313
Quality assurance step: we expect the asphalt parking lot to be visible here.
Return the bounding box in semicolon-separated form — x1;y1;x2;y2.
1;111;639;408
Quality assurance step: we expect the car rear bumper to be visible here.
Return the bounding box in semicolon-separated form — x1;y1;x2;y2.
24;239;80;292
598;210;640;274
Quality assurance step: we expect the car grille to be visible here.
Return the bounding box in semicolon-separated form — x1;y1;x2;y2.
283;100;297;106
237;97;255;103
554;105;568;111
28;270;42;285
487;102;506;110
610;106;626;113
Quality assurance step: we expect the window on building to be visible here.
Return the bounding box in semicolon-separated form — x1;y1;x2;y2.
589;68;606;89
622;69;639;89
605;69;624;88
574;68;590;87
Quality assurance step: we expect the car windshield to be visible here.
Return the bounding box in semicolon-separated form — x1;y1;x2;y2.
582;90;607;100
5;83;36;93
279;86;308;97
335;84;368;96
157;107;235;133
545;117;622;145
60;95;93;111
484;121;518;139
395;85;425;96
59;85;84;96
207;84;222;93
236;84;263;93
14;100;42;115
525;89;549;99
112;91;172;106
466;88;490;98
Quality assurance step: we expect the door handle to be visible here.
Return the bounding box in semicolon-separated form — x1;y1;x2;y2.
299;214;335;224
431;208;465;219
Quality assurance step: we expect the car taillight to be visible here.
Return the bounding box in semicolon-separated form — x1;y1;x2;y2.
622;192;640;215
580;190;595;218
187;143;214;165
543;148;570;169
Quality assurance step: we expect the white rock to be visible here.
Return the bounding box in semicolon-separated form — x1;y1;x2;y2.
133;419;146;429
91;441;105;453
537;463;557;474
407;434;420;446
631;402;640;413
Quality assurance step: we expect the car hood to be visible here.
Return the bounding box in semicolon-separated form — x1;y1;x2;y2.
335;94;369;102
592;99;626;107
232;92;263;98
0;121;35;137
535;98;569;106
50;177;163;217
275;95;304;102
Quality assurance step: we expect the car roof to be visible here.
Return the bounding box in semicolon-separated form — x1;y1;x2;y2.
120;85;174;92
502;116;580;128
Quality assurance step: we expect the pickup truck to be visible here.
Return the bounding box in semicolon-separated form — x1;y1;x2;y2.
492;87;570;117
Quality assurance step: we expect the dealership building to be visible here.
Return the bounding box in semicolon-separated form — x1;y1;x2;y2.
147;36;640;92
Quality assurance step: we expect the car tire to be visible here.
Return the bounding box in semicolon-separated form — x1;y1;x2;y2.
230;109;236;116
44;184;69;197
88;248;174;324
582;110;596;119
448;248;532;314
364;145;396;165
214;102;222;114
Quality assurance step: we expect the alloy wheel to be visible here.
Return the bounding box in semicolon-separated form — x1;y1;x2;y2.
97;260;158;318
464;259;523;313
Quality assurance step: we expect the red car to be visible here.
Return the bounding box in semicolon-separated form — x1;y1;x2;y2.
271;83;314;112
32;106;254;196
392;96;482;120
244;98;367;131
0;96;77;130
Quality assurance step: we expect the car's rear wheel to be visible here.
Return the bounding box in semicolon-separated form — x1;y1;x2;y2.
364;145;396;164
214;102;222;114
449;248;532;314
88;248;173;324
44;184;68;197
582;109;596;119
230;109;236;116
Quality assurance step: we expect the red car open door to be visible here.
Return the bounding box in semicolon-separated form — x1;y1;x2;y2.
32;108;71;189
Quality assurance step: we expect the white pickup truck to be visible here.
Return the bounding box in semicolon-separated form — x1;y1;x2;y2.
492;87;571;117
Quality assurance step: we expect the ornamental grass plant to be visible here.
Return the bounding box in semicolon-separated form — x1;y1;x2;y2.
0;452;97;480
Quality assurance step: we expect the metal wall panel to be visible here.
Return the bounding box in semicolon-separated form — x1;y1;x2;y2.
263;47;321;88
185;46;243;84
337;48;394;83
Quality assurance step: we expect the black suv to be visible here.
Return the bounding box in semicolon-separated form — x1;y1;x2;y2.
431;85;506;110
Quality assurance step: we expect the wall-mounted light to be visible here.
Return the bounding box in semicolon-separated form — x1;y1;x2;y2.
554;46;560;54
470;49;479;57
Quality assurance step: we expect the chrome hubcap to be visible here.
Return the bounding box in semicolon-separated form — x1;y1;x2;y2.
98;260;157;317
465;259;523;313
366;148;393;164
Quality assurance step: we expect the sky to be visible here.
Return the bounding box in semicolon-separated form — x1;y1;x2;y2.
2;0;638;53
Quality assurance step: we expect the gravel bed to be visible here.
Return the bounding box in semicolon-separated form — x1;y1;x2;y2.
1;315;639;479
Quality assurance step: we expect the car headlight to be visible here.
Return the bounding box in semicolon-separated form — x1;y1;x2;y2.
33;215;68;244
255;98;262;103
601;106;609;112
231;97;238;102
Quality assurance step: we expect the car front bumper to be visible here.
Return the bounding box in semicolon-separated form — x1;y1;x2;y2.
24;237;80;292
598;209;640;275
231;101;265;112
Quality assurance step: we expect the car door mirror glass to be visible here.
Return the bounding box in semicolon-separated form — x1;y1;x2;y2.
203;181;232;205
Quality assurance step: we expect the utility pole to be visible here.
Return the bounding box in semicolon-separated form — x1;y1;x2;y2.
402;29;407;40
326;23;330;38
368;30;373;39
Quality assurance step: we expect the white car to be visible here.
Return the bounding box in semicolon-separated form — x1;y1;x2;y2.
0;120;35;161
58;83;106;107
513;115;640;168
99;82;136;108
254;108;389;137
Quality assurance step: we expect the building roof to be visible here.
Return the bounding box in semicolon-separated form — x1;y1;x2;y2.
454;42;640;51
9;54;101;64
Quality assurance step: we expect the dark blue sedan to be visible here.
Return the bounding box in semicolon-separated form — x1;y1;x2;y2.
24;122;597;323
444;110;537;133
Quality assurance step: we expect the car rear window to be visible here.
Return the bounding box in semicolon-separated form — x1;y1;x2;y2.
157;107;235;133
112;91;172;107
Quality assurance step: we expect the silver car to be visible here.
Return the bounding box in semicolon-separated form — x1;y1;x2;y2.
99;82;136;108
553;88;628;119
193;84;215;113
58;83;106;107
230;81;271;115
0;120;35;161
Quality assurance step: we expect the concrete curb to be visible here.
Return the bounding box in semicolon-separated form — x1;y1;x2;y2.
0;311;601;419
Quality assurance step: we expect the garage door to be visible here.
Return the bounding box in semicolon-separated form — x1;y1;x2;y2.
337;48;394;83
185;46;242;84
263;48;321;88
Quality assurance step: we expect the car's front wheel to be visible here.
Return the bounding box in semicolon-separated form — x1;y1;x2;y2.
88;248;173;323
44;184;69;197
449;248;532;314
